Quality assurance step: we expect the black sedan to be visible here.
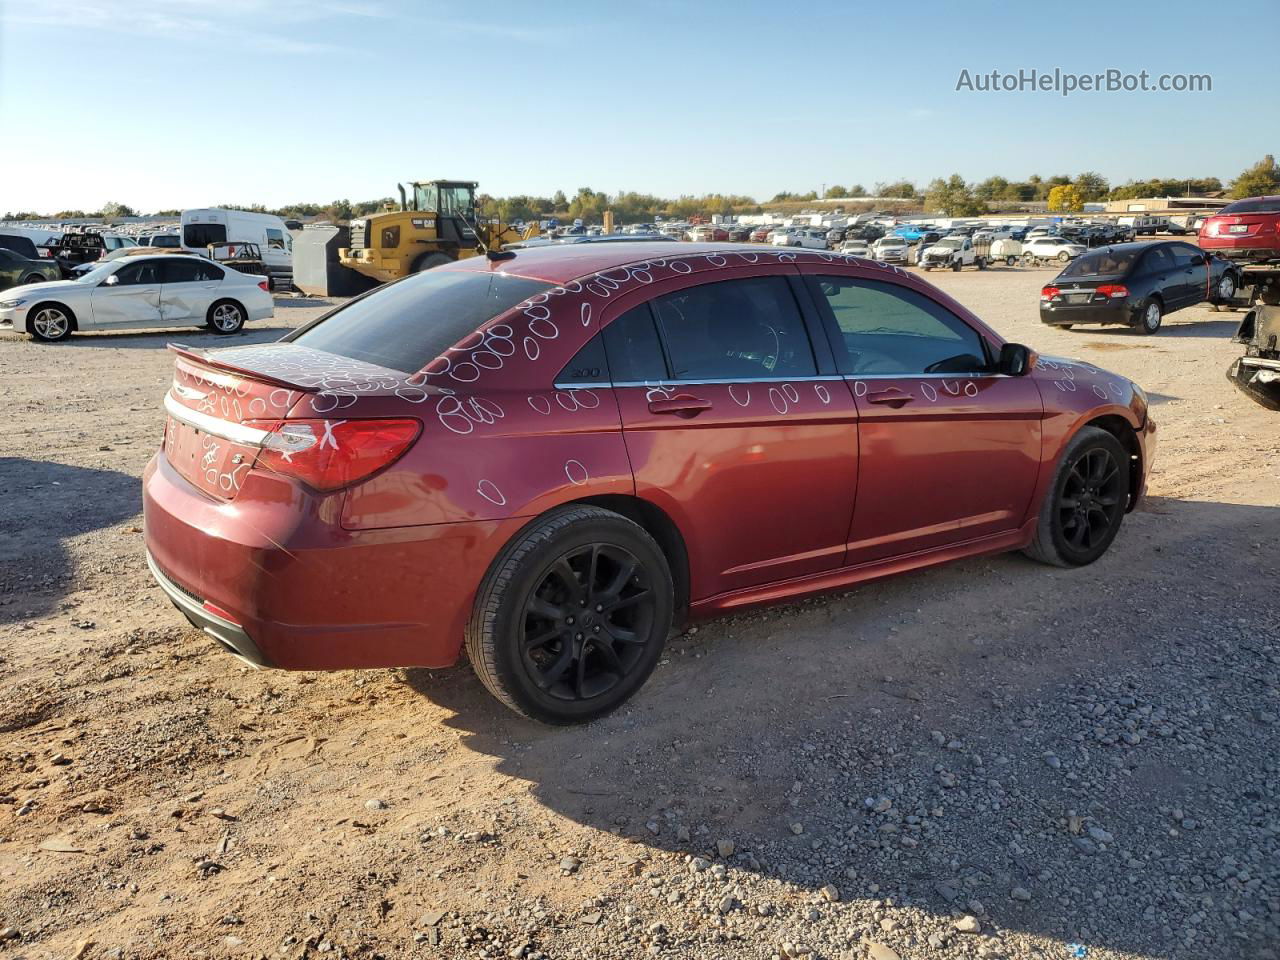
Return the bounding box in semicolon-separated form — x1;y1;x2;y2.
1039;241;1239;334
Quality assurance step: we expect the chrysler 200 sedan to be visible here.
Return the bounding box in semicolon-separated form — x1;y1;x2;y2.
144;243;1156;724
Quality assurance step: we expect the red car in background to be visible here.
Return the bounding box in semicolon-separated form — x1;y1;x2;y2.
144;244;1155;723
1199;195;1280;262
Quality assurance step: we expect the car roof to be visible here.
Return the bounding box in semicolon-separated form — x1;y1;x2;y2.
442;242;794;284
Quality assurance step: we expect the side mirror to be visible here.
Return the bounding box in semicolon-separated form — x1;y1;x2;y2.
103;274;120;286
998;342;1036;376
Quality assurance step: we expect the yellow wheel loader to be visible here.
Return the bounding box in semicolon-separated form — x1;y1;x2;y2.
338;180;536;284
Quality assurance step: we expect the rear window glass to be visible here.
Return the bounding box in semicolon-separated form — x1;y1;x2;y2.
184;223;228;248
1218;197;1280;215
290;269;552;374
0;234;38;258
1059;248;1138;278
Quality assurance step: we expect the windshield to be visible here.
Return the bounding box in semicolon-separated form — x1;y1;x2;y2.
290;269;552;374
1218;197;1280;215
75;261;118;283
936;238;963;248
1059;248;1137;277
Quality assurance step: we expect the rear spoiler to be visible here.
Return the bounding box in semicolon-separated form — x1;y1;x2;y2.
168;343;319;393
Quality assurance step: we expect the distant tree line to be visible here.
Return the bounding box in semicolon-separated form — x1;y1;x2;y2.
6;157;1277;224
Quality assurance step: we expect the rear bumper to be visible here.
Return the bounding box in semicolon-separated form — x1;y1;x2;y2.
147;550;266;666
143;451;508;670
1200;237;1280;261
1040;298;1138;327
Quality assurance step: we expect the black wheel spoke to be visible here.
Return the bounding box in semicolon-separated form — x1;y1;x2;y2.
537;643;574;688
527;596;563;622
600;556;638;600
594;640;625;676
607;589;651;613
550;558;584;602
523;625;561;651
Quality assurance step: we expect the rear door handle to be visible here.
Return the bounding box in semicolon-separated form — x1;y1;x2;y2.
648;395;712;418
866;390;913;408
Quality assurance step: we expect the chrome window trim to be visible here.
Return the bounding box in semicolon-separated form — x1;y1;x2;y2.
841;372;1000;380
555;375;847;389
163;392;270;447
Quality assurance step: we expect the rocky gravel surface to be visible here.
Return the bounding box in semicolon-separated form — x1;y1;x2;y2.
1;271;1277;960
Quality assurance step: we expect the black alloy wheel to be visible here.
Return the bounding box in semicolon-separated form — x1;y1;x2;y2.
519;543;656;702
466;505;673;724
1025;426;1131;567
1056;446;1126;558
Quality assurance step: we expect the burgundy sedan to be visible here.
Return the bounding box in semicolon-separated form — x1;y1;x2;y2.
144;244;1156;723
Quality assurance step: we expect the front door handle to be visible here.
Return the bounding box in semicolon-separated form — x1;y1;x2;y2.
648;395;712;418
866;389;913;408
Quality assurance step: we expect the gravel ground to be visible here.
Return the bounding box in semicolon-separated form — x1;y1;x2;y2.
1;268;1277;960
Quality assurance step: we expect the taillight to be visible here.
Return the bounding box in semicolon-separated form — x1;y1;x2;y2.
258;280;269;291
1040;286;1061;300
245;418;420;492
1095;284;1130;299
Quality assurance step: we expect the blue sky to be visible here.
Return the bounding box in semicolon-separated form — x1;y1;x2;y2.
0;0;1272;213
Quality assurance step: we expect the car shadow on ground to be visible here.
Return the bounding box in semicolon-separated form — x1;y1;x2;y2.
0;458;141;624
402;495;1280;956
1071;318;1240;340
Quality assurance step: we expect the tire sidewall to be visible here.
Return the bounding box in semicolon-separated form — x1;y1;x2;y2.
485;515;673;723
1045;429;1130;566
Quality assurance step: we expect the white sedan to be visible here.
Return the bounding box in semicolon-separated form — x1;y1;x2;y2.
0;254;273;342
1022;237;1087;263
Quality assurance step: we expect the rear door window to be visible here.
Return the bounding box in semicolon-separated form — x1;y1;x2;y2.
807;275;990;375
290;269;552;374
1139;247;1174;273
603;304;667;382
649;276;816;380
162;259;201;283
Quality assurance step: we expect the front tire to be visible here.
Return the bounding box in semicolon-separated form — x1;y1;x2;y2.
466;506;674;724
29;303;74;341
20;274;46;286
206;300;246;334
1058;251;1071;262
1024;426;1130;568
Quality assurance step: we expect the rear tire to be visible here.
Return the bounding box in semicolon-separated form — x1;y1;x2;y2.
1137;297;1163;335
206;300;246;334
1024;426;1130;568
466;506;674;724
411;252;453;273
20;274;45;286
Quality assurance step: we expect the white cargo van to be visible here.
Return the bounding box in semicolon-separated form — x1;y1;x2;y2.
181;208;292;283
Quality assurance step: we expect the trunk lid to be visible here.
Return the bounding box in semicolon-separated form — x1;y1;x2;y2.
1205;214;1275;238
161;343;411;501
